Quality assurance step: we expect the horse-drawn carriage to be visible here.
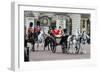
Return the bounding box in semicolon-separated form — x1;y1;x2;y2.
50;35;68;53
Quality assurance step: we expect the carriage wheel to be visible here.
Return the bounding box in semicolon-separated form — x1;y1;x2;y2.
50;42;56;53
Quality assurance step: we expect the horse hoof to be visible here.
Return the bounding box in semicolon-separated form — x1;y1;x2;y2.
31;49;35;52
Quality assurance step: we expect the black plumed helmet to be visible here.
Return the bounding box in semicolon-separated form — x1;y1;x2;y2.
29;22;33;27
37;21;40;26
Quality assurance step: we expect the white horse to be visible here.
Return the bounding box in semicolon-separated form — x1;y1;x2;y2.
37;29;46;49
81;31;90;44
67;35;78;54
67;30;85;54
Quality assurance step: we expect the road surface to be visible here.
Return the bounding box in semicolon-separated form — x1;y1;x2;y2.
29;43;90;61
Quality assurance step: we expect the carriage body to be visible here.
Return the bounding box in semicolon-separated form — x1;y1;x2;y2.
55;36;62;45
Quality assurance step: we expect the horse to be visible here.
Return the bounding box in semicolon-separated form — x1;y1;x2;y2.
36;29;46;50
67;31;82;54
27;28;52;51
67;30;90;54
26;32;35;52
24;33;35;61
44;36;51;51
81;32;90;44
60;34;69;53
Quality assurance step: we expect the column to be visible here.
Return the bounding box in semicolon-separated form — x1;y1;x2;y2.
70;14;81;35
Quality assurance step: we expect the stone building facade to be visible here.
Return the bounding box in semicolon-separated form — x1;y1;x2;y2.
24;11;90;35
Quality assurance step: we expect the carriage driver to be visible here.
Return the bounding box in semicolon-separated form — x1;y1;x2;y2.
58;26;64;36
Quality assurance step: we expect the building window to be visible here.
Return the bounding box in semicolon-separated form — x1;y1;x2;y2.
83;20;85;28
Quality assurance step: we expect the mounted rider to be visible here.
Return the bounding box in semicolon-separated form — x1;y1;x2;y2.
34;21;41;41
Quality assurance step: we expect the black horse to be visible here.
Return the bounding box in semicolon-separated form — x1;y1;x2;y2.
60;35;69;53
44;36;51;51
44;36;56;52
24;39;29;61
24;33;35;61
29;33;35;51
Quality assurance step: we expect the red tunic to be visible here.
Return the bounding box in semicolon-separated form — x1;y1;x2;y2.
51;29;63;36
34;26;41;33
28;27;34;34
